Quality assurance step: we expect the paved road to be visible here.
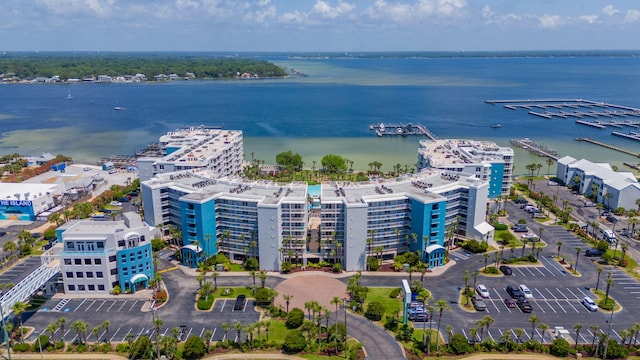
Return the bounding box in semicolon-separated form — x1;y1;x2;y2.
346;312;406;360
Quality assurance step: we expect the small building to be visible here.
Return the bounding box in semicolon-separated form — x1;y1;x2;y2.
102;162;115;171
50;162;66;172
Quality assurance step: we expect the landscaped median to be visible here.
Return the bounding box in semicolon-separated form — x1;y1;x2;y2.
195;287;260;311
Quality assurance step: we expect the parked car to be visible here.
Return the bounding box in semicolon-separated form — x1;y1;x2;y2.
512;224;528;233
110;201;122;207
506;285;524;299
584;201;595;207
413;313;430;322
476;284;490;298
606;215;617;224
234;294;246;310
514;198;528;204
516;297;533;313
518;284;533;299
582;296;598;312
521;233;539;242
178;325;187;341
471;295;487;311
499;265;512;275
585;248;605;257
504;298;517;308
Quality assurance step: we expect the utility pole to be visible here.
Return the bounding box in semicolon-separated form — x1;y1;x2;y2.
343;298;348;359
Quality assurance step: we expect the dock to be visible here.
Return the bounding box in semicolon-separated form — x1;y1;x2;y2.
623;162;640;171
509;138;559;160
575;120;605;129
611;131;640;142
575;137;640;158
369;123;436;140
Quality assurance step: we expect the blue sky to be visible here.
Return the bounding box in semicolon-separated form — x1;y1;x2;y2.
2;0;640;51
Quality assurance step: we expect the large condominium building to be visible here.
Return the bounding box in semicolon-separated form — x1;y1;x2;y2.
557;156;640;211
137;126;244;182
417;139;514;198
141;169;493;271
58;212;154;295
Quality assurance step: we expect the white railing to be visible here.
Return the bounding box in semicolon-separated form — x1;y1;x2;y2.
0;257;60;317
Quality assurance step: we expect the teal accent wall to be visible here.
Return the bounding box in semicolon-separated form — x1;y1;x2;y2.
180;198;216;267
489;163;505;198
410;199;446;260
166;147;180;155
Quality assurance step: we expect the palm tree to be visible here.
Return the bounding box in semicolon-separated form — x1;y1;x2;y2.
258;270;267;288
57;317;67;342
204;329;213;352
595;266;603;291
70;320;88;344
574;323;583;348
514;328;524;343
539;323;549;343
45;322;58;344
101;320;111;345
528;315;540;339
463;270;470;305
472;270;479;290
574;247;582;273
546;158;554;175
435;299;450;352
469;327;478;343
590;325;600;347
604;272;614;304
11;301;27;343
556;241;563;258
91;326;100;343
211;271;219;291
221;322;230;342
283;294;293;314
232;321;244;343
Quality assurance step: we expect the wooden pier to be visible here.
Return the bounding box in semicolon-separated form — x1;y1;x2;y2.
575;137;640;158
369;123;436;140
509;138;559;160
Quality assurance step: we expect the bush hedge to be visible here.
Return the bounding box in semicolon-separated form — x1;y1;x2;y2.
286;308;304;329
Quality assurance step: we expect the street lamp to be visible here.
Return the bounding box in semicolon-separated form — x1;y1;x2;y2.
33;331;43;360
342;298;348;359
0;295;11;360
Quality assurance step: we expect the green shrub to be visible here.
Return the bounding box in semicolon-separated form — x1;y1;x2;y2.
282;331;307;353
116;343;129;352
483;266;498;274
244;257;259;271
462;239;488;253
596;241;610;251
183;335;207;359
13;343;30;352
197;294;214;310
367;257;379;271
383;315;398;331
332;263;342;272
449;333;473;354
550;338;571;357
255;287;274;305
389;288;401;298
493;223;508;231
286;308;305;329
364;301;385;321
527;253;537;262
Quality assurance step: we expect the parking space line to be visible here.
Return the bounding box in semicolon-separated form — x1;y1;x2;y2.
488;298;501;313
565;288;581;300
118;300;128;312
95;300;107;312
74;299;86;312
110;327;121;342
612;329;622;341
84;299;96;311
630;292;640;294
128;300;138;312
210;328;216;343
199;328;205;337
135;327;145;341
579;333;589;343
545;289;565;313
534;267;546;276
540;256;566;276
525;267;536;276
623;287;640;289
575;288;590;297
540;265;555;277
515;268;526;277
532;300;546;313
220;300;227;312
186;327;193;340
107;300;118;312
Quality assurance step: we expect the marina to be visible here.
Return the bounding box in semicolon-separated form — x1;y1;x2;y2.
488;98;640;121
575;137;640;158
369;123;437;140
509;138;559;160
611;131;640;142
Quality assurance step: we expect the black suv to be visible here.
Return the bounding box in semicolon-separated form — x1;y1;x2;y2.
585;248;605;257
234;294;246;310
506;285;524;299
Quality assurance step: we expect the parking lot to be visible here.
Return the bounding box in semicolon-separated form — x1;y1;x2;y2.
26;297;261;343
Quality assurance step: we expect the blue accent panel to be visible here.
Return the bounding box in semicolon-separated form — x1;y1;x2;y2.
117;242;154;292
410;199;427;253
180;198;217;268
166;147;180;155
410;199;447;261
488;162;504;198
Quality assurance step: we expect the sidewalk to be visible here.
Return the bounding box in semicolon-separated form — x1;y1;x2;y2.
171;257;456;279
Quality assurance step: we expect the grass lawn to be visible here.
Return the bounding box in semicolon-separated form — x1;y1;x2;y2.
197;293;215;310
364;287;402;318
215;287;255;298
229;263;245;272
263;320;288;346
590;289;621;311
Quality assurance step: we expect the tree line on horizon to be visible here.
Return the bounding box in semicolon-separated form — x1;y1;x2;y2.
0;54;286;80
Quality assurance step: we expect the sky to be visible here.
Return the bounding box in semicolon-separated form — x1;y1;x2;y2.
2;0;640;52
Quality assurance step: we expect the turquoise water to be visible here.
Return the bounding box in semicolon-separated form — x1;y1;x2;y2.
1;52;639;175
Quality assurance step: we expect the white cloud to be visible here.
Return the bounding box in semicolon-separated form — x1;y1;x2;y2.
579;15;598;24
279;10;307;24
363;0;466;23
537;14;562;28
624;9;640;22
35;0;116;16
312;1;355;19
482;5;494;20
602;5;619;16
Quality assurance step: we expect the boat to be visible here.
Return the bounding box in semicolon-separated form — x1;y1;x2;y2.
66;90;73;99
491;123;502;128
114;106;126;111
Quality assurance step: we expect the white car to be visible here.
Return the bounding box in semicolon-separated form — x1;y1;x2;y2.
518;284;533;299
582;296;598;312
521;233;539;242
110;201;123;207
476;284;490;298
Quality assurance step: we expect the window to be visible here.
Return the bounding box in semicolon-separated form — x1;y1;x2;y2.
84;258;91;265
86;272;94;278
96;272;104;278
65;272;73;278
64;258;72;265
118;240;125;247
68;285;75;291
109;255;116;262
140;235;145;242
94;258;102;265
78;285;86;291
88;285;95;291
74;259;81;265
112;281;119;288
76;272;84;278
110;268;118;275
97;241;104;249
98;285;105;291
123;269;129;276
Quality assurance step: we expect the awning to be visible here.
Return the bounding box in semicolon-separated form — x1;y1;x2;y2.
181;244;203;253
130;273;148;284
425;244;445;254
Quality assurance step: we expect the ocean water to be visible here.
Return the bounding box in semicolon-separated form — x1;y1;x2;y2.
1;52;640;175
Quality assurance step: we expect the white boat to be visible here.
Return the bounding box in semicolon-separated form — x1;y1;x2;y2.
66;90;73;99
114;106;126;111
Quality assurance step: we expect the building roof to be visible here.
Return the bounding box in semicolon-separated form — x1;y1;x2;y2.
0;182;62;202
418;139;513;168
425;244;445;253
474;222;494;235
